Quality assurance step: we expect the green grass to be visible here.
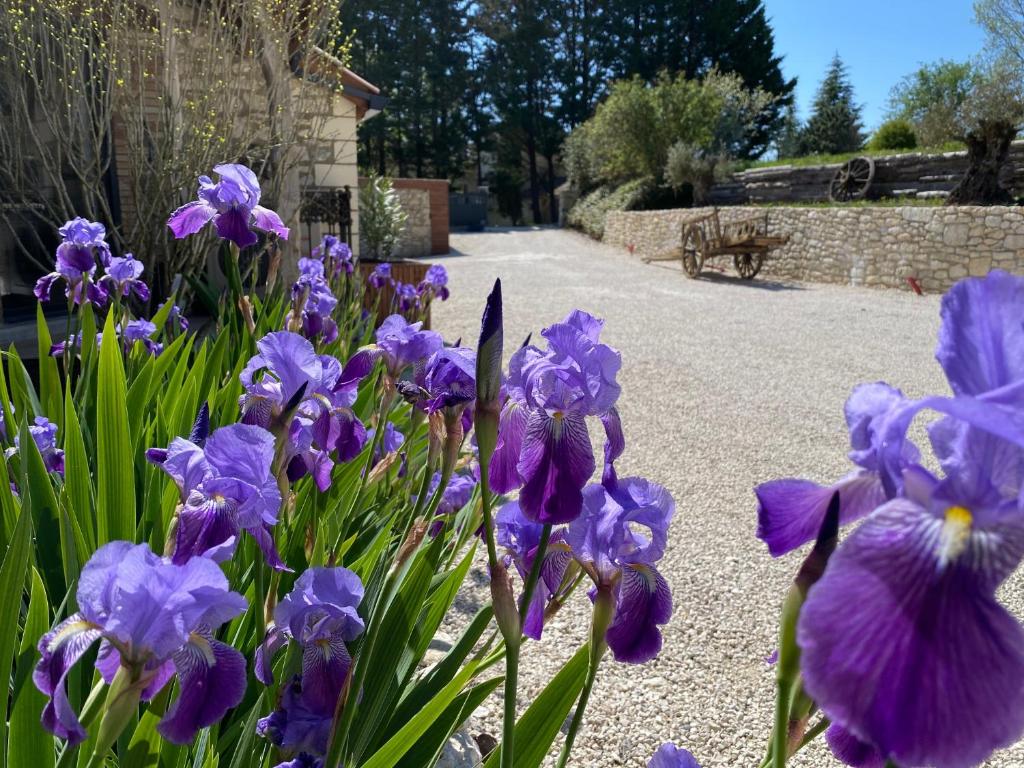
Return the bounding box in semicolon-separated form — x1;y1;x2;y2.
748;197;946;208
741;142;966;170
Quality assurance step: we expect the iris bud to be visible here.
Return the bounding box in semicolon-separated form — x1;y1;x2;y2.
490;561;521;643
475;280;503;464
93;665;149;759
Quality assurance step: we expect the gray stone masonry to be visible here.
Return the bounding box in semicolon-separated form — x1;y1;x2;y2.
602;205;1024;292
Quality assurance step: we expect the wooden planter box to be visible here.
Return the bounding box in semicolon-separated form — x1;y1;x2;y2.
358;259;432;326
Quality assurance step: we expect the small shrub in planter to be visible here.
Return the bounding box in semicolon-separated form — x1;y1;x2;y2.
360;172;408;260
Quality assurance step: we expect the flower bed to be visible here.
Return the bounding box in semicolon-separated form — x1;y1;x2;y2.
4;159;1024;768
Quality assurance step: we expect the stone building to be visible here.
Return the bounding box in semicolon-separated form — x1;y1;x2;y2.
0;3;385;305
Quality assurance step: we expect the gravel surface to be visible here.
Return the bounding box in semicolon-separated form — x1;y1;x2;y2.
430;227;1024;768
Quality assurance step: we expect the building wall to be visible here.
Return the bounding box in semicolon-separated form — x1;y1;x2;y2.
603;205;1024;293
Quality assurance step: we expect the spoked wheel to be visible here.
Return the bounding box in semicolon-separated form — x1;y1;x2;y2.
734;253;763;279
829;156;875;202
681;225;705;278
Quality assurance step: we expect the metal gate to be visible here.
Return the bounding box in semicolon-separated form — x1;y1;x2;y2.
449;191;488;231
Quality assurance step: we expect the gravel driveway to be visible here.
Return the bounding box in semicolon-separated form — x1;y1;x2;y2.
431;227;1023;768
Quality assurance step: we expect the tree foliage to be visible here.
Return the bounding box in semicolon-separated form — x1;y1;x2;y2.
564;70;774;193
886;60;976;146
343;0;793;224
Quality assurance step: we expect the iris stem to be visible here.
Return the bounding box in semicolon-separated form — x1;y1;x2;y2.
498;523;551;768
476;452;500;575
772;677;793;768
500;638;520;768
557;585;612;768
758;716;829;768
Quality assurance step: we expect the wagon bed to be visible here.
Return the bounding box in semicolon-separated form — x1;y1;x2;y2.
644;209;789;279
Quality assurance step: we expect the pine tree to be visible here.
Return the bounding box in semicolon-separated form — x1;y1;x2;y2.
799;54;865;155
341;0;474;179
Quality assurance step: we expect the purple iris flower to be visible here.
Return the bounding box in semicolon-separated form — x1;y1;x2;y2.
392;281;419;312
755;382;915;557
256;568;365;761
34;541;247;745
432;470;478;515
495;500;572;640
354;314;443;381
121;319;162;356
422;346;476;414
5;416;64;475
566;477;674;663
101;253;150;301
49;333;82;358
167;163;289;249
788;271;1024;768
368;421;404;458
158;301;190;333
287;273;339;346
418;263;450;301
311;235;354;277
34;217;111;305
490;310;622;524
149;423;285;569
240;332;368;491
368;263;392;289
648;744;702;768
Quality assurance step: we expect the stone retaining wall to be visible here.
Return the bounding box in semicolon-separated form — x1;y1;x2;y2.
603;206;1024;292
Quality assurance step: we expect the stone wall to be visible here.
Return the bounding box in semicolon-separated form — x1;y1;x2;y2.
711;142;1024;205
603;205;1024;293
389;188;432;258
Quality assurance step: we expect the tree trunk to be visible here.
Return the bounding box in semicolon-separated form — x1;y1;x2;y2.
545;151;557;223
527;132;542;224
947;121;1017;206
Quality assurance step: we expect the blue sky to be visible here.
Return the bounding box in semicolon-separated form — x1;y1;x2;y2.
764;0;987;132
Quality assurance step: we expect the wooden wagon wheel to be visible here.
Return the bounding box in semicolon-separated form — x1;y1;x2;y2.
681;225;705;278
733;253;764;279
828;156;875;202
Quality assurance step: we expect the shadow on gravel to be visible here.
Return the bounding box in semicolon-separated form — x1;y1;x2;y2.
645;261;804;292
700;271;805;292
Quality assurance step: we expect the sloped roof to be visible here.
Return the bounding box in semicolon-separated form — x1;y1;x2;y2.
297;47;386;121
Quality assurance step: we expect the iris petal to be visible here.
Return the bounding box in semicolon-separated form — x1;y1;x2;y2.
490;398;528;493
300;636;351;715
826;723;886;768
214;208;258;249
606;564;672;664
158;634;247;744
33;614;101;745
798;498;1024;768
167;201;217;239
755;471;887;557
517;410;595;524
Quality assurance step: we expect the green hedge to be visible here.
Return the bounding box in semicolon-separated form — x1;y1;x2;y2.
565;178;654;239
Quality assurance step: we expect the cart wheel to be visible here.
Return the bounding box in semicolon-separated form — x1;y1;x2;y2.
734;253;763;279
682;226;705;278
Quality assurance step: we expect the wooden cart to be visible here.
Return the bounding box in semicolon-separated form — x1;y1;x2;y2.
644;209;790;279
